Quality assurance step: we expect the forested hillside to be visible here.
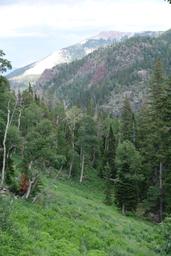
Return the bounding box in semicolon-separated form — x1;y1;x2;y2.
36;30;171;114
0;33;171;256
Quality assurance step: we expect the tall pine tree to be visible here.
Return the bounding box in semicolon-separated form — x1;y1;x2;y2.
120;97;135;143
115;141;143;214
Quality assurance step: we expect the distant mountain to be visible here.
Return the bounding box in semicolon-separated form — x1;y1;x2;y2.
8;30;161;91
36;30;171;114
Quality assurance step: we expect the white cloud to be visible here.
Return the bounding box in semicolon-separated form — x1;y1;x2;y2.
0;0;170;38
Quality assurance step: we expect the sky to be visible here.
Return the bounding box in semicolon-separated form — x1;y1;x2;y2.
0;0;171;68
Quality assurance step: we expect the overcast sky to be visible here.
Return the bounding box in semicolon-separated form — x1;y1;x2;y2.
0;0;171;67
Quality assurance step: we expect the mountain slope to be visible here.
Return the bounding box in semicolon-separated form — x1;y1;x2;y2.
36;30;171;114
8;31;160;92
1;177;162;256
8;32;131;91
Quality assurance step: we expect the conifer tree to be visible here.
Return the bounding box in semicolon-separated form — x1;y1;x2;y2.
161;78;171;214
138;61;171;221
115;141;143;213
136;105;154;201
148;60;165;221
120;97;135;143
104;125;117;179
100;116;119;178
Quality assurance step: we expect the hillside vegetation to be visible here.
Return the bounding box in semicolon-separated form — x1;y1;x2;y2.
1;177;163;256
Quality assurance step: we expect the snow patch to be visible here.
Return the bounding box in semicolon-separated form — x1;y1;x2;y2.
23;49;71;76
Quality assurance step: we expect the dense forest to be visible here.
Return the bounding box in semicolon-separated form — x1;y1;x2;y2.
0;45;171;255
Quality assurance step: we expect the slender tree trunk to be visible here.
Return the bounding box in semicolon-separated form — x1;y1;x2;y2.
105;136;108;151
25;179;33;199
18;109;22;130
122;204;125;215
1;103;10;187
132;115;136;144
94;103;98;120
80;149;85;183
9;101;17;127
68;129;75;178
25;176;37;199
159;162;163;222
24;161;34;199
91;150;96;166
68;159;73;178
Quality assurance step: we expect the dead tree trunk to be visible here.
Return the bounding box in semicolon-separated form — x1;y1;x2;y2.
80;149;85;183
1;103;10;187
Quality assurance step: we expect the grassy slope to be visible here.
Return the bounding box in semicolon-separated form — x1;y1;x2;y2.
0;175;162;256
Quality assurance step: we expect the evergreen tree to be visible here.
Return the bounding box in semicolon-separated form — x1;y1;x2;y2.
147;61;165;221
137;61;171;221
100;116;119;178
107;126;117;178
120;97;135;143
136;105;154;202
115;141;143;213
161;78;171;214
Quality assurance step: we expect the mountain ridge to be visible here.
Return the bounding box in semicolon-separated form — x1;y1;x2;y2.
35;29;171;114
8;30;161;91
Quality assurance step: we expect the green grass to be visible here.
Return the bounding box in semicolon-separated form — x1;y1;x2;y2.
0;175;163;256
